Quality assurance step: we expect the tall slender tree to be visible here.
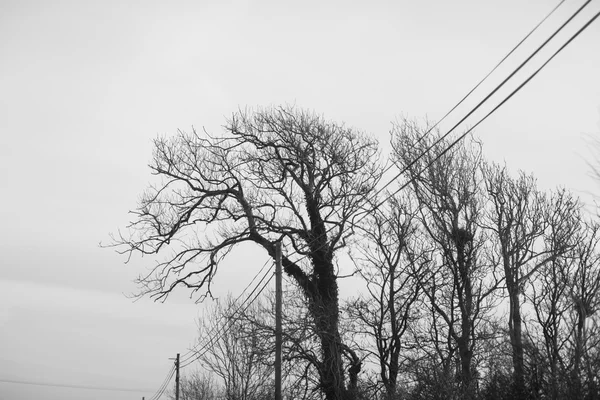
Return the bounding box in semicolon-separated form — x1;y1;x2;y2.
391;120;498;399
112;106;381;400
345;194;429;399
482;164;550;399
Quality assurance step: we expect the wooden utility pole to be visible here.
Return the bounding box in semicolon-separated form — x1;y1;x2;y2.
275;241;282;400
175;353;180;400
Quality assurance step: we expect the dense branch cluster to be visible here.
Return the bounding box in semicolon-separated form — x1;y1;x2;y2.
342;120;600;400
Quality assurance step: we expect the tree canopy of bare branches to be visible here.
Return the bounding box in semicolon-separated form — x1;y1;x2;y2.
112;106;381;400
345;194;429;399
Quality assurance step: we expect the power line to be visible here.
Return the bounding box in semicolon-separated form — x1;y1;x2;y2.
1;359;176;399
383;0;593;235
180;266;274;368
424;0;567;135
356;0;594;222
368;0;568;203
381;5;600;212
180;264;273;366
148;367;174;400
0;378;153;393
148;365;176;400
180;264;275;369
179;258;273;365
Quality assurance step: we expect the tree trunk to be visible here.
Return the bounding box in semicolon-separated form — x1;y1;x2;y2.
457;331;474;399
508;283;526;400
313;302;345;399
456;239;475;399
309;268;347;400
386;350;399;400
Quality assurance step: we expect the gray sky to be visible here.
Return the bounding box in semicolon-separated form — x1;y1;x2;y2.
1;0;599;399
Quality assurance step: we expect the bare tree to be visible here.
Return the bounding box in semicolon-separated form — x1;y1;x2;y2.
188;289;324;400
528;257;573;400
481;164;553;399
568;221;600;399
112;106;381;400
527;216;600;400
194;295;274;400
526;188;581;400
169;373;218;400
345;194;429;399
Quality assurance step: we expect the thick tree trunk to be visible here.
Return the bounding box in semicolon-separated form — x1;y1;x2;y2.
385;350;399;400
310;274;346;400
508;284;526;400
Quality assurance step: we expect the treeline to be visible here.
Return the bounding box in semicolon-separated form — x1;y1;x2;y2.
171;120;599;400
346;120;600;400
115;107;599;400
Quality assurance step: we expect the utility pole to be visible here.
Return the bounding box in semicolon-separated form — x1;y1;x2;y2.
175;353;180;400
275;241;282;400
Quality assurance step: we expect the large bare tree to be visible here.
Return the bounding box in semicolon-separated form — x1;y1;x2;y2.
113;106;381;400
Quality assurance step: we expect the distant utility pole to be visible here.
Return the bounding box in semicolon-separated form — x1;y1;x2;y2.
175;353;180;400
275;241;282;400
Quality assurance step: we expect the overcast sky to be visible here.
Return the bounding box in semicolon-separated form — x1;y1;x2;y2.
1;0;599;399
